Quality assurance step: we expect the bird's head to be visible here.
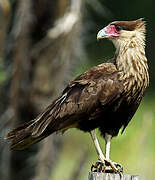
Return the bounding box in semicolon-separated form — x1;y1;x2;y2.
97;18;145;49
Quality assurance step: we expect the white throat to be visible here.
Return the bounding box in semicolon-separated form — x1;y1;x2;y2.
112;30;149;91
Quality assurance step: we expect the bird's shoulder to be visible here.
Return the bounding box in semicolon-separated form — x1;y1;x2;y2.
61;62;124;107
76;62;117;80
67;62;119;88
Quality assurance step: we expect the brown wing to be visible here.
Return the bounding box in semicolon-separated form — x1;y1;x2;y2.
32;63;124;137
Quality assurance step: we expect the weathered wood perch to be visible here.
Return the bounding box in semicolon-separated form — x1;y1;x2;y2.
88;172;139;180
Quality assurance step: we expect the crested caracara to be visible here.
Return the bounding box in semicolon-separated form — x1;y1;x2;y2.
6;18;149;172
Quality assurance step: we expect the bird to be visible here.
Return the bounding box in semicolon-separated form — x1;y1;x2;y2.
6;18;149;172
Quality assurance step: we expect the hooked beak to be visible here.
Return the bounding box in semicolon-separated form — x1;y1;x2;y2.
97;27;108;40
97;25;119;40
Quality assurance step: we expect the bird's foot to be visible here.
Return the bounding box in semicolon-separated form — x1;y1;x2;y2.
91;159;123;174
91;160;104;172
104;159;123;173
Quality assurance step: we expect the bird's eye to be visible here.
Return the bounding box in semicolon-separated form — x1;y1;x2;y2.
115;25;122;32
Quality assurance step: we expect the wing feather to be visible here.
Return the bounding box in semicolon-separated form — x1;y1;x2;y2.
32;63;124;136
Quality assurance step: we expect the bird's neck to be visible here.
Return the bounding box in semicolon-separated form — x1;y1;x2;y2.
114;36;149;90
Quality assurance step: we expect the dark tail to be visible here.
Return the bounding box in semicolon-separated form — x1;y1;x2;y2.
5;96;70;150
5;119;53;150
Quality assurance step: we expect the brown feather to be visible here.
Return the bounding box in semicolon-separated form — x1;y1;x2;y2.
111;18;145;31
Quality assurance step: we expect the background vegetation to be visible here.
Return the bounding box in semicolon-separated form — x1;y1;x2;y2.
0;0;154;180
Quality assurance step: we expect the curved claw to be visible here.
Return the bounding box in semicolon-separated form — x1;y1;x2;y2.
91;159;123;173
105;160;123;173
113;162;123;172
91;160;104;172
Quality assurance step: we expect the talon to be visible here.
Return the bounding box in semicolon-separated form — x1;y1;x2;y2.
119;172;123;179
104;159;123;173
91;159;123;173
91;160;104;172
113;162;123;172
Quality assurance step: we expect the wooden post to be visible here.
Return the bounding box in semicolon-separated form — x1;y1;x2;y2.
88;172;139;180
